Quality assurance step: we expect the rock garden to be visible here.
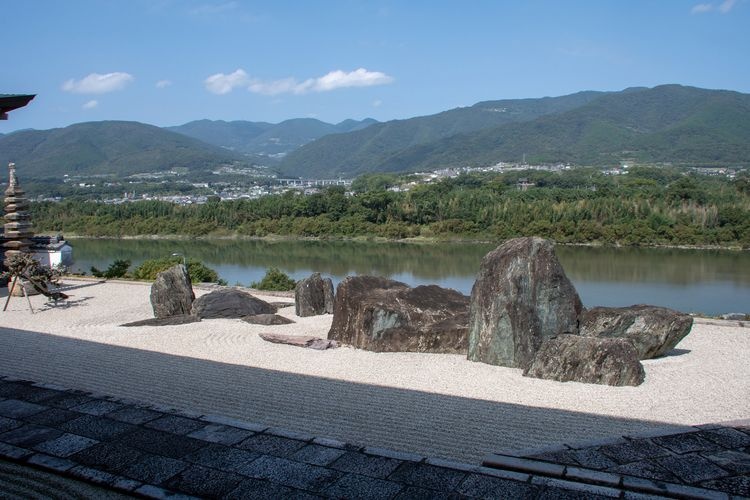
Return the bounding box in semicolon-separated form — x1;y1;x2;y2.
126;236;693;387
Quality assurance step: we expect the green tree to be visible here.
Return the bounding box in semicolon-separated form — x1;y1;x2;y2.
251;267;297;291
666;177;708;204
351;173;399;193
131;257;221;283
91;259;131;279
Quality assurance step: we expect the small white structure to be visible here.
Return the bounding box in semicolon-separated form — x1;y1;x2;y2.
30;235;73;268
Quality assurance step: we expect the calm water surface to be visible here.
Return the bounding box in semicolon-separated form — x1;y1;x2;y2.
69;238;750;316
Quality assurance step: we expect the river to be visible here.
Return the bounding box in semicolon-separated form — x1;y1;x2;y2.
68;238;750;316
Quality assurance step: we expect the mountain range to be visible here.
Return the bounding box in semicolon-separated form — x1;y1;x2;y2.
166;117;377;157
277;85;750;177
277;90;607;177
0;85;747;182
0;121;247;180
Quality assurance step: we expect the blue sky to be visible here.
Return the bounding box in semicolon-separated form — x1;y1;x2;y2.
2;0;749;132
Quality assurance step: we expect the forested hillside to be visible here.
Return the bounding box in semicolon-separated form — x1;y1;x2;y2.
278;91;605;177
0;121;250;180
279;85;750;177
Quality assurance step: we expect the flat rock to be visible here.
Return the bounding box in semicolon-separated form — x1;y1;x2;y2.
295;273;335;317
721;312;747;321
468;237;583;369
269;301;294;309
327;275;469;354
241;314;295;325
259;333;338;350
150;265;194;318
192;288;275;319
580;305;693;359
523;334;645;386
121;314;201;327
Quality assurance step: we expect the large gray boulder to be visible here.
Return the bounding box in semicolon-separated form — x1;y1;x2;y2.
295;273;335;317
579;305;693;359
327;276;470;354
150;265;194;318
468;237;583;369
192;288;275;319
523;335;645;386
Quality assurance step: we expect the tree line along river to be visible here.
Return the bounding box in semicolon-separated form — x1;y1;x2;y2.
68;238;750;317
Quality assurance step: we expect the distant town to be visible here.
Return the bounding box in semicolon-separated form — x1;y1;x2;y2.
21;161;741;206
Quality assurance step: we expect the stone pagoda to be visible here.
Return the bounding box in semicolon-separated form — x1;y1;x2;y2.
3;162;35;262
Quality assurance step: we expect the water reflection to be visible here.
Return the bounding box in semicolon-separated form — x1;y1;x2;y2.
556;246;749;286
69;239;495;281
69;238;750;315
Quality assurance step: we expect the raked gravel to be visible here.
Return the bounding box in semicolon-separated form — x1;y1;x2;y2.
0;278;747;463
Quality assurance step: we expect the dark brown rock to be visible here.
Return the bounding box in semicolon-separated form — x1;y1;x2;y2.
259;333;338;350
468;237;583;369
295;273;335;317
150;265;194;318
523;335;645;386
327;275;469;353
242;314;295;325
121;314;201;327
192;288;275;319
580;305;693;359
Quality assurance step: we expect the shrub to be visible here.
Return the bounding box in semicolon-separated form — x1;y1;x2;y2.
251;267;297;291
132;257;221;283
91;259;131;279
2;252;64;284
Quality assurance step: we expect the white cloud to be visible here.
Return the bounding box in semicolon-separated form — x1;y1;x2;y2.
156;79;172;89
306;68;394;92
204;69;250;95
206;68;394;96
372;99;383;108
62;72;134;94
718;0;737;13
82;100;98;110
691;3;714;13
248;77;300;96
691;0;737;13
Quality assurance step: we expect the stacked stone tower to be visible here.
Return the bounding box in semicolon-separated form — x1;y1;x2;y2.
3;162;34;262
